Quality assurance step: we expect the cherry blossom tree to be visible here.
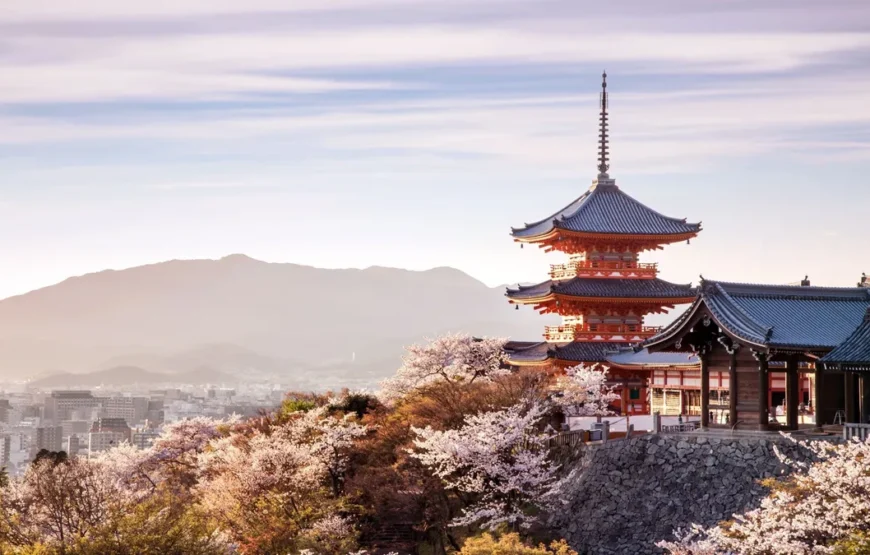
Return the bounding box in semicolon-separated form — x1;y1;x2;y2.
380;334;508;402
196;407;367;554
411;400;570;531
658;437;870;555
0;455;112;547
552;364;618;417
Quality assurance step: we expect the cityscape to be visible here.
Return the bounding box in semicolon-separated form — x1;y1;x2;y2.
0;383;283;476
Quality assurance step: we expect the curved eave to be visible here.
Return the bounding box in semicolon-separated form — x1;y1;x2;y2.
507;293;696;306
608;361;698;370
507;357;553;367
821;362;870;372
506;292;555;305
511;227;701;245
645;298;770;353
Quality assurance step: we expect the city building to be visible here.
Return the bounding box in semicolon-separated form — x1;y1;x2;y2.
132;429;160;449
61;420;91;438
101;396;149;425
66;435;80;457
90;418;132;443
505;73;700;414
88;431;124;454
0;399;11;425
32;425;63;456
145;398;165;425
0;435;10;467
43;391;102;423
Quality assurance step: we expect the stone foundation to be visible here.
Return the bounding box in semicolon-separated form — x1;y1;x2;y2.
554;434;823;555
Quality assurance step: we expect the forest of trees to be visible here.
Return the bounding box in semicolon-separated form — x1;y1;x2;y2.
0;333;867;555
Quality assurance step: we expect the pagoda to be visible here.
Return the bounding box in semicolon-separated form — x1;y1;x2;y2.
505;73;701;407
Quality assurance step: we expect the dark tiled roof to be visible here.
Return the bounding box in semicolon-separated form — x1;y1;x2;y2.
820;308;870;370
505;341;629;363
606;348;699;368
646;280;870;351
511;182;701;239
506;277;695;301
504;341;552;363
553;341;627;363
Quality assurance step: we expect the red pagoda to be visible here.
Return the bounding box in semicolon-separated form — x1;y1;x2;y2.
505;73;701;412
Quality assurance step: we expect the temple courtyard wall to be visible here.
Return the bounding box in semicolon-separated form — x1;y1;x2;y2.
553;433;828;555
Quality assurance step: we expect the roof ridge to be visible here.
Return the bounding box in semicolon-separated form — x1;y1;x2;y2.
603;185;701;227
715;280;870;294
709;282;772;341
509;190;592;233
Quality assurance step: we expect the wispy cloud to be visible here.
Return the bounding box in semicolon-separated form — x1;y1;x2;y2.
0;0;869;296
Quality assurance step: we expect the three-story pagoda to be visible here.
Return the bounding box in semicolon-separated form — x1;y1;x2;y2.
505;73;701;376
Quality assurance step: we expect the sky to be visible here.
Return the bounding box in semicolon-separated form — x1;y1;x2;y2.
1;0;869;300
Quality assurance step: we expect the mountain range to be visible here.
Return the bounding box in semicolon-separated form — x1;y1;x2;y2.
0;255;551;388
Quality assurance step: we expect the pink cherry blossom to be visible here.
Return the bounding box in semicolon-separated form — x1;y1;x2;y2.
411;400;571;530
379;333;508;401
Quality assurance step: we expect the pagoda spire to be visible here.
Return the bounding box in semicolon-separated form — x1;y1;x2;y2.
597;71;610;177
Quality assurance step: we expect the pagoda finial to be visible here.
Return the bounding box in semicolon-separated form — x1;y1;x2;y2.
597;71;610;177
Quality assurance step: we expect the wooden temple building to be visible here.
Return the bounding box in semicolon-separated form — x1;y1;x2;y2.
644;280;870;430
503;74;870;427
504;73;700;414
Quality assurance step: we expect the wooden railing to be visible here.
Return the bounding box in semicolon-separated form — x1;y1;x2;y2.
550;261;658;280
544;325;663;342
660;422;700;433
547;430;586;449
844;423;870;442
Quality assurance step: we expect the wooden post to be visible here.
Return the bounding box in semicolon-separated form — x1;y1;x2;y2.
700;352;710;428
786;358;799;430
861;374;870;424
814;365;825;428
845;371;857;423
729;350;738;427
756;352;770;431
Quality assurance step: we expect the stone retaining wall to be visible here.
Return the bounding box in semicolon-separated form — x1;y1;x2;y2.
554;434;823;555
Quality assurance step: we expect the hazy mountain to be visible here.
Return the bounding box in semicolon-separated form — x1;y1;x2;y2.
0;255;549;384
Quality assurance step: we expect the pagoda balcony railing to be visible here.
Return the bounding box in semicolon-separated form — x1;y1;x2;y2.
549;261;658;280
545;325;662;342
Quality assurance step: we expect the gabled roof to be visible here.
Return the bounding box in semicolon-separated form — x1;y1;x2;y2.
506;341;703;365
646;280;870;352
506;277;695;302
820;308;870;371
504;341;551;364
606;348;699;368
505;341;629;364
511;181;701;240
554;341;626;363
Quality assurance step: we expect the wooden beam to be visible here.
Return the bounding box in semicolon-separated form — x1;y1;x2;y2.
700;352;710;428
755;352;770;431
860;374;870;425
729;350;738;426
846;371;857;424
814;365;825;429
786;358;799;430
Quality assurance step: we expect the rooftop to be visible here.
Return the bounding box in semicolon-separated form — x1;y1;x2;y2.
504;340;652;364
646;280;870;352
606;348;699;368
507;277;695;302
510;180;701;240
820;308;870;371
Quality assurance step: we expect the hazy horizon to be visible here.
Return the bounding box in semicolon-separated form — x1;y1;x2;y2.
1;1;869;300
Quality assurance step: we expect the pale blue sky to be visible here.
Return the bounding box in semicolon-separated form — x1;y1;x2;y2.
1;0;869;300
